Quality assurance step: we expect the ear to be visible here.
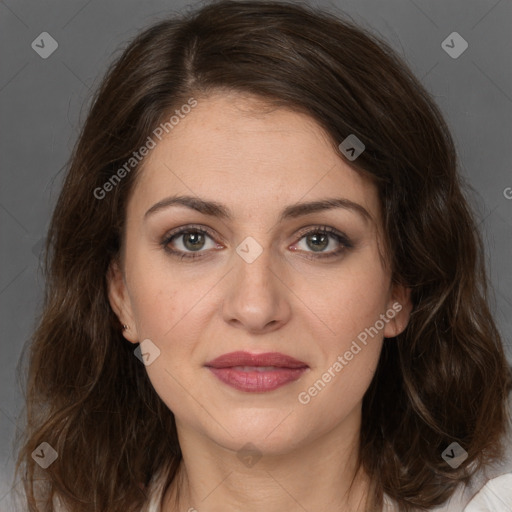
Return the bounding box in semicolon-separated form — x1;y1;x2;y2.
383;282;413;338
106;259;139;344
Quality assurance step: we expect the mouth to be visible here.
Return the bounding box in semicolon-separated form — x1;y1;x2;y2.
205;351;309;392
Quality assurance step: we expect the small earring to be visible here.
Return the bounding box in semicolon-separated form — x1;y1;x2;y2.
122;324;129;331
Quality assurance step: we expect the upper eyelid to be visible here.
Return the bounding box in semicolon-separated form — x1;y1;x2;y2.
163;224;219;243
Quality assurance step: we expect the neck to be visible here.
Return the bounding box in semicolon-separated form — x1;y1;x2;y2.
163;407;372;512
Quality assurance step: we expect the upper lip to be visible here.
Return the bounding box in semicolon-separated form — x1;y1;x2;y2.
205;351;308;369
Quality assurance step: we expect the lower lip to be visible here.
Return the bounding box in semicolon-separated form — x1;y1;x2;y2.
207;367;308;392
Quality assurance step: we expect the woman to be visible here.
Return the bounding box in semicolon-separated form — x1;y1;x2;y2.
14;1;512;511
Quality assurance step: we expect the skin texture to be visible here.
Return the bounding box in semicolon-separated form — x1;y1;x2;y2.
108;92;412;512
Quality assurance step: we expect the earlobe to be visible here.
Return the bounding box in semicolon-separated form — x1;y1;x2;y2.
384;284;413;339
106;260;139;343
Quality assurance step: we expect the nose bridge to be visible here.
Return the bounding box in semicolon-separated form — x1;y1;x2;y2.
233;234;276;289
222;233;290;332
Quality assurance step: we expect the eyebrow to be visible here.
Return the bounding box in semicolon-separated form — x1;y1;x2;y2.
144;195;371;223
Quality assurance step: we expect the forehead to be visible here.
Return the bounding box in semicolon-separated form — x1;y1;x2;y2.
128;92;379;223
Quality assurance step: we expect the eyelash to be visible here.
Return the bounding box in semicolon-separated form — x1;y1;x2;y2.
160;224;353;261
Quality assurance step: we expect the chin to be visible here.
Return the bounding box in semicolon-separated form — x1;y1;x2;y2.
206;412;307;453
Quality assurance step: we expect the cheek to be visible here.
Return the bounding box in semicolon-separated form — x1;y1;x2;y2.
299;341;383;424
126;257;212;387
296;258;389;404
309;264;390;345
298;274;388;414
128;268;203;417
126;253;191;338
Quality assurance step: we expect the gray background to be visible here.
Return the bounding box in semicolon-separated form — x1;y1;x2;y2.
1;0;511;507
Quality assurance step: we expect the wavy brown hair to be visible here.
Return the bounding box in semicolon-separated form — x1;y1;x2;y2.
13;1;512;511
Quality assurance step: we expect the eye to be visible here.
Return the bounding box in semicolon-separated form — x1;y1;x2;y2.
291;226;353;260
161;224;353;261
161;225;220;260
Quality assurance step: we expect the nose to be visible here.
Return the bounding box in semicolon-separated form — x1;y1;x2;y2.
222;241;292;334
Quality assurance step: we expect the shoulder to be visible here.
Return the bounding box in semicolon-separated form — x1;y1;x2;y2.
463;399;512;510
437;393;512;511
383;426;512;512
463;473;512;511
441;419;512;511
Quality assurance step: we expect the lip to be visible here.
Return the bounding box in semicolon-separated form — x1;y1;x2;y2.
205;351;309;392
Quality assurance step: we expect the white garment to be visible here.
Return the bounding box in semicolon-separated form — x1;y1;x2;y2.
463;474;512;511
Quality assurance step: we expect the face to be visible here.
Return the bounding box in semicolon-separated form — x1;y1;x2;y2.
108;92;411;455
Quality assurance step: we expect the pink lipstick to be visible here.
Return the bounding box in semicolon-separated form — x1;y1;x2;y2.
205;351;309;392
